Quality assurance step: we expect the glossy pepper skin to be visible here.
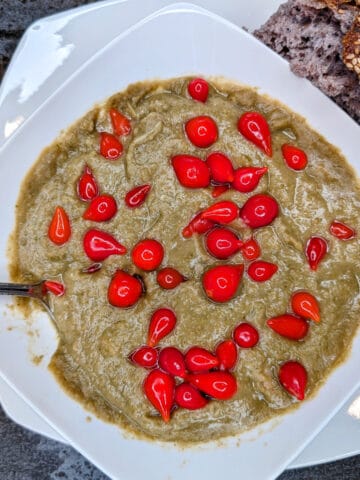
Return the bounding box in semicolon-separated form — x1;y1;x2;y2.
201;201;239;224
83;195;117;222
175;383;208;410
329;220;356;240
129;346;158;369
281;144;308;170
77;166;99;202
187;78;209;103
147;308;177;347
305;236;328;270
182;212;215;238
109;108;131;136
48;206;71;245
157;268;186;289
185;346;219;372
205;228;242;260
267;314;309;340
132;239;164;271
83;229;126;261
279;361;307;401
202;264;244;303
215;340;237;371
99;132;123;159
42;280;65;297
107;270;143;308
247;261;278;282
185;116;218;148
206;152;234;184
241;238;261;260
291;291;320;323
232;166;268;193
240;194;279;229
158;347;186;378
143;369;175;422
186;371;237;400
237;112;272;156
171;155;210;188
233;323;259;348
125;184;151;208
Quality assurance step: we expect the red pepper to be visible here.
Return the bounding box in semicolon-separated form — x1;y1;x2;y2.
147;308;177;347
206;152;234;184
247;260;278;282
291;291;320;323
125;184;151;208
237;111;272;156
305;236;328;270
48;206;71;245
108;270;143;308
185;116;218;148
216;340;238;371
212;185;230;198
201;201;239;224
83;194;117;222
240;194;279;229
241;237;261;261
279;361;307;401
143;369;175;422
83;229;126;261
42;280;65;297
186;371;237;400
158;347;186;378
205;227;243;260
171;154;211;188
281;144;308;170
175;383;208;410
156;267;187;290
329;220;356;240
185;346;219;372
233;323;259;348
81;263;102;274
99;132;123;160
232;166;268;193
187;78;209;103
131;239;164;271
77;165;99;202
182;212;215;238
109;108;131;136
267;314;309;340
202;264;244;303
129;346;158;369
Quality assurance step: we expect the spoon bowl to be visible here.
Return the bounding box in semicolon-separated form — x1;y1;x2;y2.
0;281;55;321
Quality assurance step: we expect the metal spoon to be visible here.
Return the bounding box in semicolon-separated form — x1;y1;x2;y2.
0;281;55;321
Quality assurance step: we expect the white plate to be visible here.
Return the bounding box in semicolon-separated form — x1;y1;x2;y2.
2;0;360;471
0;0;282;148
1;3;360;479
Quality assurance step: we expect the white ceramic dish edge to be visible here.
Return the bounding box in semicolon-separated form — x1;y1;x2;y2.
0;3;358;480
2;0;360;471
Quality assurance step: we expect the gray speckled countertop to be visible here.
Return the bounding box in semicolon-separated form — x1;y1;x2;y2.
1;1;360;479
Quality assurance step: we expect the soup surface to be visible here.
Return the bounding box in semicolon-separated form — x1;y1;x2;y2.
10;77;360;443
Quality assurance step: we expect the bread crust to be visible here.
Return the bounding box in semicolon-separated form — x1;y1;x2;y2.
342;13;360;77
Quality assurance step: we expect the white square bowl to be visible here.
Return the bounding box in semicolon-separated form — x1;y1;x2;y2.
0;4;360;480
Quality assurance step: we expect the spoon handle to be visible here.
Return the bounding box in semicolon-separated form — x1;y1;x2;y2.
0;282;42;298
0;281;56;322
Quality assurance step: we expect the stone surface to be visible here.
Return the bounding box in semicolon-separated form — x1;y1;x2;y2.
1;1;360;479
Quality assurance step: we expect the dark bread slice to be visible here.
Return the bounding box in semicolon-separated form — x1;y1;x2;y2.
254;0;360;123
